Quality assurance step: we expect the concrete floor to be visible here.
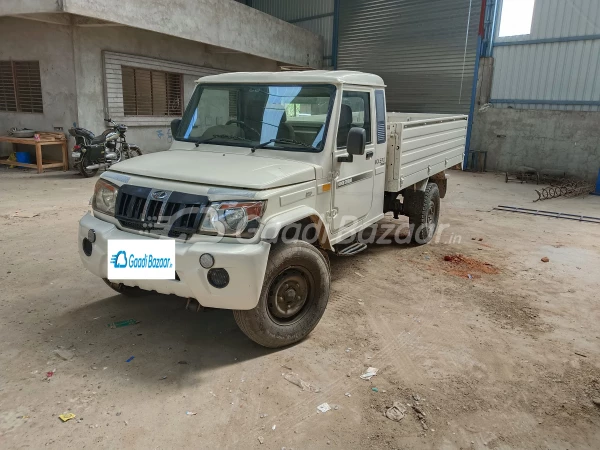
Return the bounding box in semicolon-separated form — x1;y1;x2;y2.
1;168;599;449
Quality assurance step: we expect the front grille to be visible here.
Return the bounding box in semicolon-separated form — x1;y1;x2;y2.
115;185;208;239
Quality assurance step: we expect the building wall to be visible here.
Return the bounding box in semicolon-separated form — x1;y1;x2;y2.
0;16;281;161
0;17;77;160
251;0;335;67
470;0;600;181
470;107;600;181
0;0;324;68
73;24;280;154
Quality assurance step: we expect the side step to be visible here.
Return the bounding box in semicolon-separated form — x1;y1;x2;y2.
335;242;368;256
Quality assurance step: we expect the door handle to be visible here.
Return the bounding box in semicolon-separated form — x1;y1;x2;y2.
366;151;374;160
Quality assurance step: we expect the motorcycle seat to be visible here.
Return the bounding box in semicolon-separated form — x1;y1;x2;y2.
90;129;115;145
91;135;107;144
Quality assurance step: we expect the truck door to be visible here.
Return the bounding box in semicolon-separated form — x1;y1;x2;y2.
331;89;375;232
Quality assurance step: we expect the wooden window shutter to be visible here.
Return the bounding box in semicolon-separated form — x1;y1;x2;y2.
121;66;136;116
0;61;43;113
0;61;17;112
121;65;183;116
14;61;43;113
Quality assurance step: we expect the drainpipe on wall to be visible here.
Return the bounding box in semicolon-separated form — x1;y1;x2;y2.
482;0;499;57
332;0;341;69
489;0;499;57
463;0;487;169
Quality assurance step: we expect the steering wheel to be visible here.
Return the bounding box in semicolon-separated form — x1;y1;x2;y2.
225;120;260;139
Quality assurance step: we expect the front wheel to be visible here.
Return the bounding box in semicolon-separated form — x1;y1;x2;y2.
233;241;330;348
126;147;142;159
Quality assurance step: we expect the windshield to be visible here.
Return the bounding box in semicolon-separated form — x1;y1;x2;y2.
175;84;336;151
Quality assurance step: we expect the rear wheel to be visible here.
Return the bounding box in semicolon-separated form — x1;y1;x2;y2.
405;183;440;245
78;156;98;178
233;241;330;348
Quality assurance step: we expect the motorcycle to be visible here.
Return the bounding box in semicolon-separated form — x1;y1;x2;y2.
69;118;142;177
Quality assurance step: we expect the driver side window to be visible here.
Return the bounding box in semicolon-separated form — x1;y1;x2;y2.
337;91;372;148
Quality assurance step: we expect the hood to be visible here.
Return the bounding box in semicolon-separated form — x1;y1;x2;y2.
110;149;317;190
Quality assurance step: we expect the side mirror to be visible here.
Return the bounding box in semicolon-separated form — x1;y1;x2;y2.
171;119;181;137
347;127;366;155
338;127;366;162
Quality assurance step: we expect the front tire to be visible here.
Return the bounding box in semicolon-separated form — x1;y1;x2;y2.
233;241;330;348
127;148;142;159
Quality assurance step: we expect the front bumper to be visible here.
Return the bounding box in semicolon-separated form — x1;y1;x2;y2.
78;213;270;310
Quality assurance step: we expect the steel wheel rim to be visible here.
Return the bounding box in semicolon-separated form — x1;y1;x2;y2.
267;267;314;325
424;201;437;237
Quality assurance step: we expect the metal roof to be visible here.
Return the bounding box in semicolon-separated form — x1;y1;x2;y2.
196;70;386;87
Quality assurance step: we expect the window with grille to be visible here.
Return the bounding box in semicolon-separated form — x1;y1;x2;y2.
121;66;183;116
0;61;43;113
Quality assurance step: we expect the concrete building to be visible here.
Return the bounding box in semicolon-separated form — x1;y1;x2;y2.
0;0;323;160
470;0;600;181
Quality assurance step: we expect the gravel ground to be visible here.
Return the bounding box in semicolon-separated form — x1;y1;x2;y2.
1;167;599;449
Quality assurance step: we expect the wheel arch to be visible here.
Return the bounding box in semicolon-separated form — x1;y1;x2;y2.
430;171;448;199
261;207;333;251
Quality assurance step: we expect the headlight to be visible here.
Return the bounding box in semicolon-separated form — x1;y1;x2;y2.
92;179;118;216
199;201;266;238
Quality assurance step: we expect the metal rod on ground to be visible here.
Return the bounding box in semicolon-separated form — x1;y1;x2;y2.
494;206;600;224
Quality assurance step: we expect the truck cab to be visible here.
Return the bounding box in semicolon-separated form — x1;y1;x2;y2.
78;71;466;347
170;70;390;244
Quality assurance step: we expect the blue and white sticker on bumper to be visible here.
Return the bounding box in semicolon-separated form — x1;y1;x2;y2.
107;240;175;280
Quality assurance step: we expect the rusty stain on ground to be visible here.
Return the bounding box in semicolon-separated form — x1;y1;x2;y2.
442;254;500;279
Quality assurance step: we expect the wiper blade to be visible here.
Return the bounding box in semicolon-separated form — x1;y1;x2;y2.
194;134;254;147
251;138;319;153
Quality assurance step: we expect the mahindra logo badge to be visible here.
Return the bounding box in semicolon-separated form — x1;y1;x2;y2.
151;190;169;200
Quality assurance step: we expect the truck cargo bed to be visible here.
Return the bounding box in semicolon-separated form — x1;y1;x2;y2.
385;113;468;192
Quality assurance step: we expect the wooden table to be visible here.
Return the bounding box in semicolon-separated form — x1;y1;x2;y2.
0;133;69;174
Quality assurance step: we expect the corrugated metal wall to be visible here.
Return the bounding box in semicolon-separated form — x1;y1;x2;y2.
251;0;335;67
337;0;482;114
491;0;600;111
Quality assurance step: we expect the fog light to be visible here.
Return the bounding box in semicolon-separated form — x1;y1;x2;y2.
87;229;96;243
82;238;93;257
199;253;215;269
207;268;229;289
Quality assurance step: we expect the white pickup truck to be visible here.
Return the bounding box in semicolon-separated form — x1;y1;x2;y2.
78;71;467;347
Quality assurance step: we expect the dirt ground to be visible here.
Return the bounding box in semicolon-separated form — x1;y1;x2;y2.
1;167;600;450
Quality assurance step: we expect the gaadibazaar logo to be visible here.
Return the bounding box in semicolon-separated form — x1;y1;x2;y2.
107;240;175;280
110;251;173;269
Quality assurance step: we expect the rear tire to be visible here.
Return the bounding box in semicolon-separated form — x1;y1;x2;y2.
79;157;98;178
233;241;330;348
405;183;441;245
103;279;146;297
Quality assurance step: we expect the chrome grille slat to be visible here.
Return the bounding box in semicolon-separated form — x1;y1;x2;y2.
114;185;208;240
